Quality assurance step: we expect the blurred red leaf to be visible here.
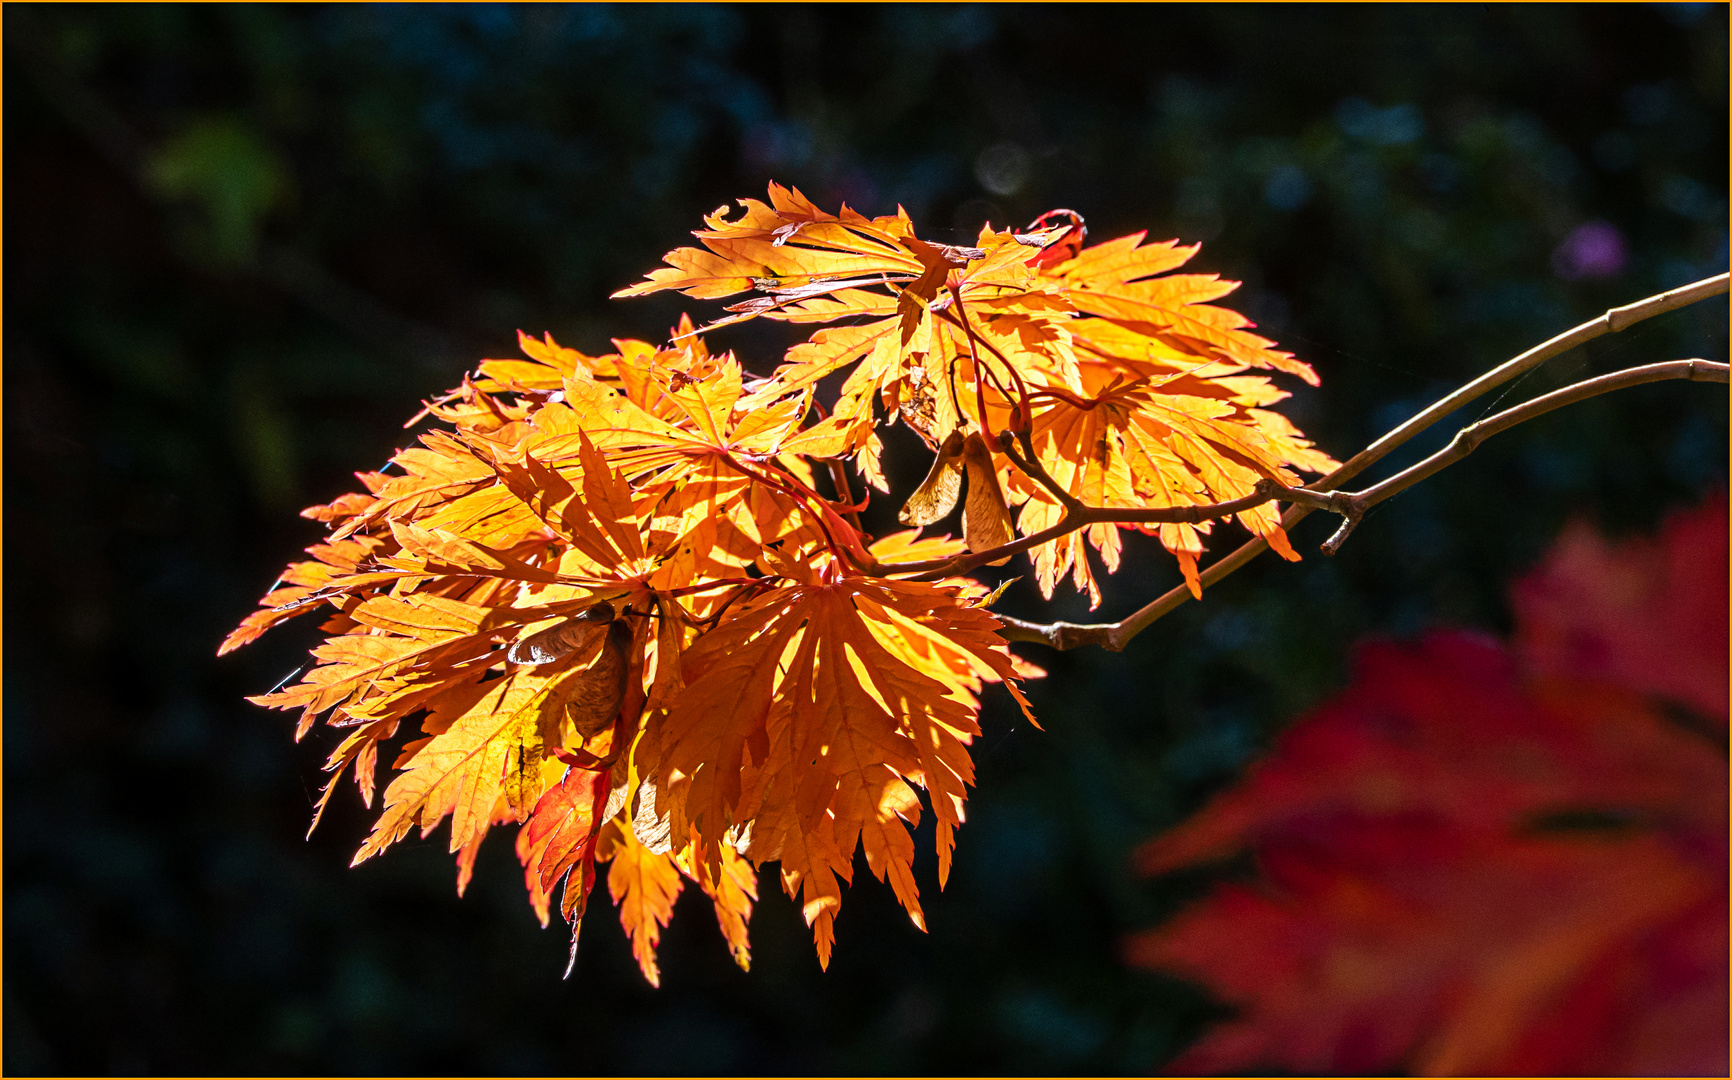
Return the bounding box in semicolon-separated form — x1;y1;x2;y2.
1513;492;1728;724
1129;497;1729;1076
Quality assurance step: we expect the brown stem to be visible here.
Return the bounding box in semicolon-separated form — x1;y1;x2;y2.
825;458;866;534
939;292;1032;417
1319;272;1730;495
694;576;781;629
943;297;998;434
996;274;1730;651
1317;357;1729;554
993;616;1119;650
666;576;768;598
718;454;859;568
1001;434;1085;513
877;480;1289;580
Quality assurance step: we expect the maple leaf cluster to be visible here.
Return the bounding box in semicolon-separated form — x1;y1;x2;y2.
1130;495;1728;1075
224;185;1334;981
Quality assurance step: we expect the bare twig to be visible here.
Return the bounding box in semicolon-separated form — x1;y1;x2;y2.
992;616;1121;651
878;479;1292;580
996;275;1730;650
1321;272;1730;495
1316;357;1728;554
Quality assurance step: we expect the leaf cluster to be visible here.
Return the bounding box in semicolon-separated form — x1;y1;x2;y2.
226;186;1333;979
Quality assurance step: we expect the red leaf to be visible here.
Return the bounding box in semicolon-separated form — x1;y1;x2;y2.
1131;497;1729;1076
521;764;612;925
1512;492;1728;724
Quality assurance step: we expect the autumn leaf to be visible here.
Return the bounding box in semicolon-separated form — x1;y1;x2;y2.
227;184;1328;983
517;759;613;967
599;822;684;987
619;185;1332;601
1512;493;1728;724
657;570;1029;966
1128;497;1728;1076
1051;231;1318;384
684;835;759;971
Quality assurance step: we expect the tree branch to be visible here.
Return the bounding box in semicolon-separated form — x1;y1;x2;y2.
876;479;1293;580
1318;272;1730;496
1316;357;1728;553
898;345;1721;586
996;274;1730;650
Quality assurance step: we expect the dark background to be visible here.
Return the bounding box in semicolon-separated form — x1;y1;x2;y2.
6;4;1726;1074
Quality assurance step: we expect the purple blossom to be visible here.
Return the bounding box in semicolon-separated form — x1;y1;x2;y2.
1552;221;1627;280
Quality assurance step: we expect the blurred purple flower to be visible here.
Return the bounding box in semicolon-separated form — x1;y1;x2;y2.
1551;220;1627;280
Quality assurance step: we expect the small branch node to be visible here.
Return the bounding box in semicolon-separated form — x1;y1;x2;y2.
1683;357;1725;383
1319;509;1362;557
1273;484;1340;513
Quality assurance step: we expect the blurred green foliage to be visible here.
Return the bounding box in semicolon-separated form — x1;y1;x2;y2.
147;115;290;264
5;4;1725;1074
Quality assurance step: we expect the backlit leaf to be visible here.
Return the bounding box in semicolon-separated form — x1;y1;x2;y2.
229;186;1328;982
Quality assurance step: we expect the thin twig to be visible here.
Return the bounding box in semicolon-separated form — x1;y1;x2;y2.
1321;273;1730;495
1001;433;1085;513
996;275;1730;650
947;300;998;436
938;292;1033;415
716;454;859;567
879;480;1291;580
1317;357;1728;554
694;576;782;629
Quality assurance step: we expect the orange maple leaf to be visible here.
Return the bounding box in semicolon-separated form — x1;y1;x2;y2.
228;185;1330;982
620;185;1334;601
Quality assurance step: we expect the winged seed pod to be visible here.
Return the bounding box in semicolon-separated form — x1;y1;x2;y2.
898;429;966;526
508;601;619;666
960;432;1014;562
562;619;632;739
